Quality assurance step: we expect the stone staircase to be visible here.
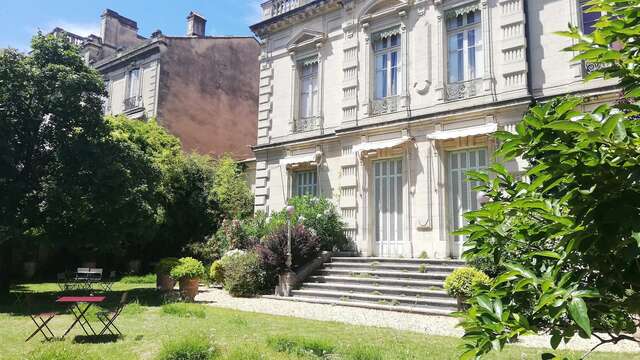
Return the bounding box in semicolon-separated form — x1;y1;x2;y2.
268;256;465;316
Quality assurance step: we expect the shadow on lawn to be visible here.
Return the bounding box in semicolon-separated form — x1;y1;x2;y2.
73;334;121;344
0;286;163;316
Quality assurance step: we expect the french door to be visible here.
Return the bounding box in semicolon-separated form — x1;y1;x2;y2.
448;148;487;258
373;158;404;257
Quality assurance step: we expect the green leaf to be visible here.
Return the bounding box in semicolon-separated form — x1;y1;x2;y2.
543;120;589;133
601;113;621;137
568;297;592;337
476;295;494;313
632;232;640;247
528;251;561;259
550;332;562;349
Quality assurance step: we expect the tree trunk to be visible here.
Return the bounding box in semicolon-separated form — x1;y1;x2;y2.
0;240;11;297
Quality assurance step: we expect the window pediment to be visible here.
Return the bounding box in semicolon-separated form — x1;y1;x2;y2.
359;0;408;20
287;29;327;52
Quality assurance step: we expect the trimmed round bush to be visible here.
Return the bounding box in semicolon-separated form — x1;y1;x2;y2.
223;251;266;297
444;267;491;299
209;261;224;285
156;257;180;275
156;334;217;360
170;257;206;280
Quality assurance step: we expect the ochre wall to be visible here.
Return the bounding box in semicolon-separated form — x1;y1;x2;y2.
157;37;260;159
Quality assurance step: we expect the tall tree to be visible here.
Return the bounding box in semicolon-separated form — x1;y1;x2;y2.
0;34;109;294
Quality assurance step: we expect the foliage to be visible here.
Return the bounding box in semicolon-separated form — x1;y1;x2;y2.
156;152;220;260
26;343;97;360
161;303;207;319
156;258;181;275
209;261;225;285
270;196;348;251
222;251;266;297
170;257;206;280
443;267;490;300
266;336;335;358
156;334;218;360
256;224;321;274
212;155;254;220
458;2;640;357
119;274;156;284
343;345;384;360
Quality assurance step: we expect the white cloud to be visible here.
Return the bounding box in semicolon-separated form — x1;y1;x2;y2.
31;20;101;38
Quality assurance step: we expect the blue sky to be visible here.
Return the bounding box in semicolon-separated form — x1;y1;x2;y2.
0;0;263;51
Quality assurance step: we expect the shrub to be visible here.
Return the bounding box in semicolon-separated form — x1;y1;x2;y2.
257;224;320;273
223;251;266;297
266;335;335;358
444;267;491;299
161;303;207;318
270;196;348;251
120;273;156;284
170;257;206;280
156;258;180;275
209;261;224;285
213;154;254;219
156;334;218;360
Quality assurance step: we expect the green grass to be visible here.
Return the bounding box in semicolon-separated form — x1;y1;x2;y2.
1;282;639;360
119;274;156;284
161;303;207;319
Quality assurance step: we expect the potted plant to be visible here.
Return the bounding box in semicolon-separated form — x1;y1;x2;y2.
170;257;206;301
444;267;491;310
155;257;180;292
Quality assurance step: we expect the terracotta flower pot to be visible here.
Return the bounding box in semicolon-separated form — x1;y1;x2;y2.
179;278;200;301
157;273;176;292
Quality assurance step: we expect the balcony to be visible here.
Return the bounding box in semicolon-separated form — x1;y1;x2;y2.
370;96;400;116
294;116;320;132
444;79;483;101
583;61;611;76
123;96;143;113
261;0;311;20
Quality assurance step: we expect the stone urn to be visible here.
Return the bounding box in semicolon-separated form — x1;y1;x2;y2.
157;273;176;292
179;278;200;301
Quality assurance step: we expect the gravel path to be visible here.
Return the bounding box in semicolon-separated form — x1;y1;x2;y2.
197;288;639;354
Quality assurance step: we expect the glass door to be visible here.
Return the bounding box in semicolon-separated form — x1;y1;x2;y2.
448;148;487;258
373;158;404;257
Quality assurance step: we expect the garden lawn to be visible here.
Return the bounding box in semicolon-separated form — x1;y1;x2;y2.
1;283;638;360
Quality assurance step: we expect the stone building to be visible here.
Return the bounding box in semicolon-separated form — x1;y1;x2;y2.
54;9;260;159
249;0;617;259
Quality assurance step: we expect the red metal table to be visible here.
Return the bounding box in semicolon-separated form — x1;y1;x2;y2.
56;296;106;338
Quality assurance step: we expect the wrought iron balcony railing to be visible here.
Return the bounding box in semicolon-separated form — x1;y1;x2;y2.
123;96;143;112
370;96;399;116
294;116;320;133
444;79;483;101
261;0;312;20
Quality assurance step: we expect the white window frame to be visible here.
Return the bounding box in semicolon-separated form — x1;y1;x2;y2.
372;32;401;100
298;59;320;120
446;10;483;84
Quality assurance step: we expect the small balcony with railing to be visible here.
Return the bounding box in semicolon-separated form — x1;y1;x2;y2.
260;0;312;20
294;116;321;133
444;79;483;102
123;96;144;116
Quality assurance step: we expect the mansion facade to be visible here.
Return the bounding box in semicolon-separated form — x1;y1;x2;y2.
249;0;617;258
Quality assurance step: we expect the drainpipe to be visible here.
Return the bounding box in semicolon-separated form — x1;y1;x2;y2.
523;0;536;106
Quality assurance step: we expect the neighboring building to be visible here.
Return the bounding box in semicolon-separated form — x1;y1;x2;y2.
249;0;617;259
54;9;260;159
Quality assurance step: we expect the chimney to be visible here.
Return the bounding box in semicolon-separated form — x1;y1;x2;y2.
187;11;206;37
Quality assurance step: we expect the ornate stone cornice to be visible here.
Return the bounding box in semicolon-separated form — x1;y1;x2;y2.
250;0;343;39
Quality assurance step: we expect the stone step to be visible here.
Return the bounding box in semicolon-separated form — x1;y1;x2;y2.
291;289;457;310
331;257;466;267
318;268;450;280
264;295;454;316
301;282;450;298
326;262;459;273
307;275;445;289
